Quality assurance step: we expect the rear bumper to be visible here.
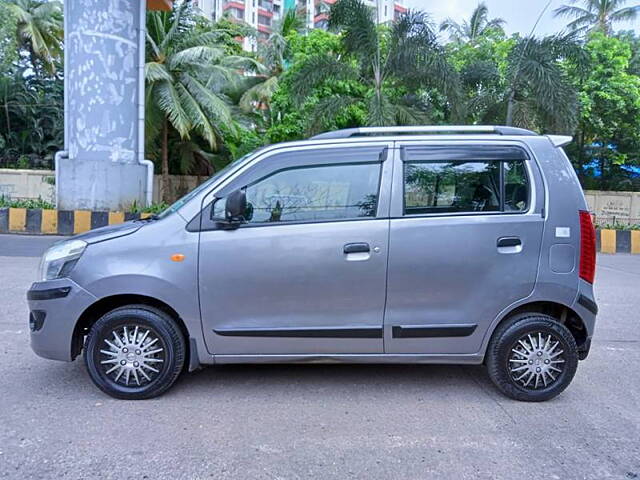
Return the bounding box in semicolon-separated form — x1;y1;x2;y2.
27;279;97;361
578;337;592;360
572;279;597;360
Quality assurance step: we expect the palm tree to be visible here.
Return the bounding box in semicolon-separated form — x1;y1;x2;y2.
440;2;505;43
289;0;459;131
6;0;63;75
504;34;587;132
145;3;243;200
238;8;304;118
554;0;640;35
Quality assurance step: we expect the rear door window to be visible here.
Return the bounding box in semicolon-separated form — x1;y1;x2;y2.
402;146;529;216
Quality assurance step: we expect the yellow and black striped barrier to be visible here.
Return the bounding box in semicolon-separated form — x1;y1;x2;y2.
0;208;154;235
597;228;640;254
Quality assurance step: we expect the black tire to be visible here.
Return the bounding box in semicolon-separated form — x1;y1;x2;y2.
84;305;185;400
486;313;578;402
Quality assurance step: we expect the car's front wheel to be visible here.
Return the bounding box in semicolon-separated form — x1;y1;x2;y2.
486;313;579;402
84;305;185;400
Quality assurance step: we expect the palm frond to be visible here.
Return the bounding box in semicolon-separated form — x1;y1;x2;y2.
159;1;189;52
553;5;593;19
328;0;378;61
145;62;173;83
175;81;218;149
179;72;235;134
239;76;279;113
155;81;192;140
305;94;361;135
168;45;225;70
221;55;266;74
610;5;640;22
289;53;359;104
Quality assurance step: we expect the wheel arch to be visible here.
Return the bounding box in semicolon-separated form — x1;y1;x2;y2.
483;300;589;359
72;294;191;364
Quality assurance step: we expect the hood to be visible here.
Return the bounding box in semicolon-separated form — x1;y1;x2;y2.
72;220;143;244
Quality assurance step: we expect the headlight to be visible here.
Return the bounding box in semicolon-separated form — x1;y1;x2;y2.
39;239;87;281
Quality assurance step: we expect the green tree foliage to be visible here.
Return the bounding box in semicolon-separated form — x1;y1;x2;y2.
570;33;640;190
145;2;255;199
446;8;585;134
6;0;63;75
504;33;586;132
0;9;19;72
440;2;505;44
0;1;63;168
266;28;367;142
0;71;63;167
286;0;459;134
554;0;640;36
237;8;305;123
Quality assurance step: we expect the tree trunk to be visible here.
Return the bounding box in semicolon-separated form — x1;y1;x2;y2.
505;89;515;126
162;119;169;203
4;103;10;136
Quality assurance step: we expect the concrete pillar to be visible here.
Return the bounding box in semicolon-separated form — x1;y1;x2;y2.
57;0;153;211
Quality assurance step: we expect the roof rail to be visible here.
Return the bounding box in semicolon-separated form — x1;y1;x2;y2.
310;125;538;140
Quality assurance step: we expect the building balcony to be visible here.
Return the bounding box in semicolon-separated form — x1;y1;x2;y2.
394;3;407;13
223;1;246;11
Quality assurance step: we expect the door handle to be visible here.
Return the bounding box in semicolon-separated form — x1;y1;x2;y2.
344;243;370;254
497;237;522;248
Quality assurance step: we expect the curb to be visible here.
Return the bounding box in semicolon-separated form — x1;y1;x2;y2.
0;208;153;235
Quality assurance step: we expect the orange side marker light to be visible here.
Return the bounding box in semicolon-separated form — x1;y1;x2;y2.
171;254;185;262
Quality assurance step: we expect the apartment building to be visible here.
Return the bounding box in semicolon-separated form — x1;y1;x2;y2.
306;0;407;30
195;0;283;50
195;0;407;50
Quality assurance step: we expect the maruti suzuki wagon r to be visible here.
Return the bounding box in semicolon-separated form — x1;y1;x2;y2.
28;126;598;401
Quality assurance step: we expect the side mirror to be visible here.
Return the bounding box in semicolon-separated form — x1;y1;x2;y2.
224;189;247;224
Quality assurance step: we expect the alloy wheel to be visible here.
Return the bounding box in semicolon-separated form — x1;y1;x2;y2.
98;325;166;387
508;331;566;389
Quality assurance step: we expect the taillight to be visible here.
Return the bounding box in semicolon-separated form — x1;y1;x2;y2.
579;210;596;283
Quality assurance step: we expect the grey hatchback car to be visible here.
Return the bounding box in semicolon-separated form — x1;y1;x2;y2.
28;126;598;401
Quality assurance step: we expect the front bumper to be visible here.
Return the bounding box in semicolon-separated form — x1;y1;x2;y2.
27;278;97;361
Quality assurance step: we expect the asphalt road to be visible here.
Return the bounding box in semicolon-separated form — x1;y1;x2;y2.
1;234;639;479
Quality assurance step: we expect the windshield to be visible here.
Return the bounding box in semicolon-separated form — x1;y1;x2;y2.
156;152;254;220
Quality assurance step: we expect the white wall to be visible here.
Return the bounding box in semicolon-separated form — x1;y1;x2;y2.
0;169;56;203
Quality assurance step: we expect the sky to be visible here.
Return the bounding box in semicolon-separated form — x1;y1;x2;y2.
404;0;639;37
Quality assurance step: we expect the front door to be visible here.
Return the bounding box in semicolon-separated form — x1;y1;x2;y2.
384;142;545;355
197;143;392;356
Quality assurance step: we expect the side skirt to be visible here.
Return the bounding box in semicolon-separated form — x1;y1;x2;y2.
210;353;484;365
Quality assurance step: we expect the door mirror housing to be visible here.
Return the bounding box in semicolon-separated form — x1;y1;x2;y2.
219;189;247;229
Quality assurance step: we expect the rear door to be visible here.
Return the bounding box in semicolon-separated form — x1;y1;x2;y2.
384;141;545;354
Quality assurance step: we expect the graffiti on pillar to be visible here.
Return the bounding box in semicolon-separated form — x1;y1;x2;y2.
67;0;140;164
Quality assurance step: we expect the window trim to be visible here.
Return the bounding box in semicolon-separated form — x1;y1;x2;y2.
215;161;384;228
401;158;532;218
190;160;386;232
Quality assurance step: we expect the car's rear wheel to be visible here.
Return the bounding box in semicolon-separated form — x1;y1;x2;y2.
486;313;578;402
84;305;185;400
